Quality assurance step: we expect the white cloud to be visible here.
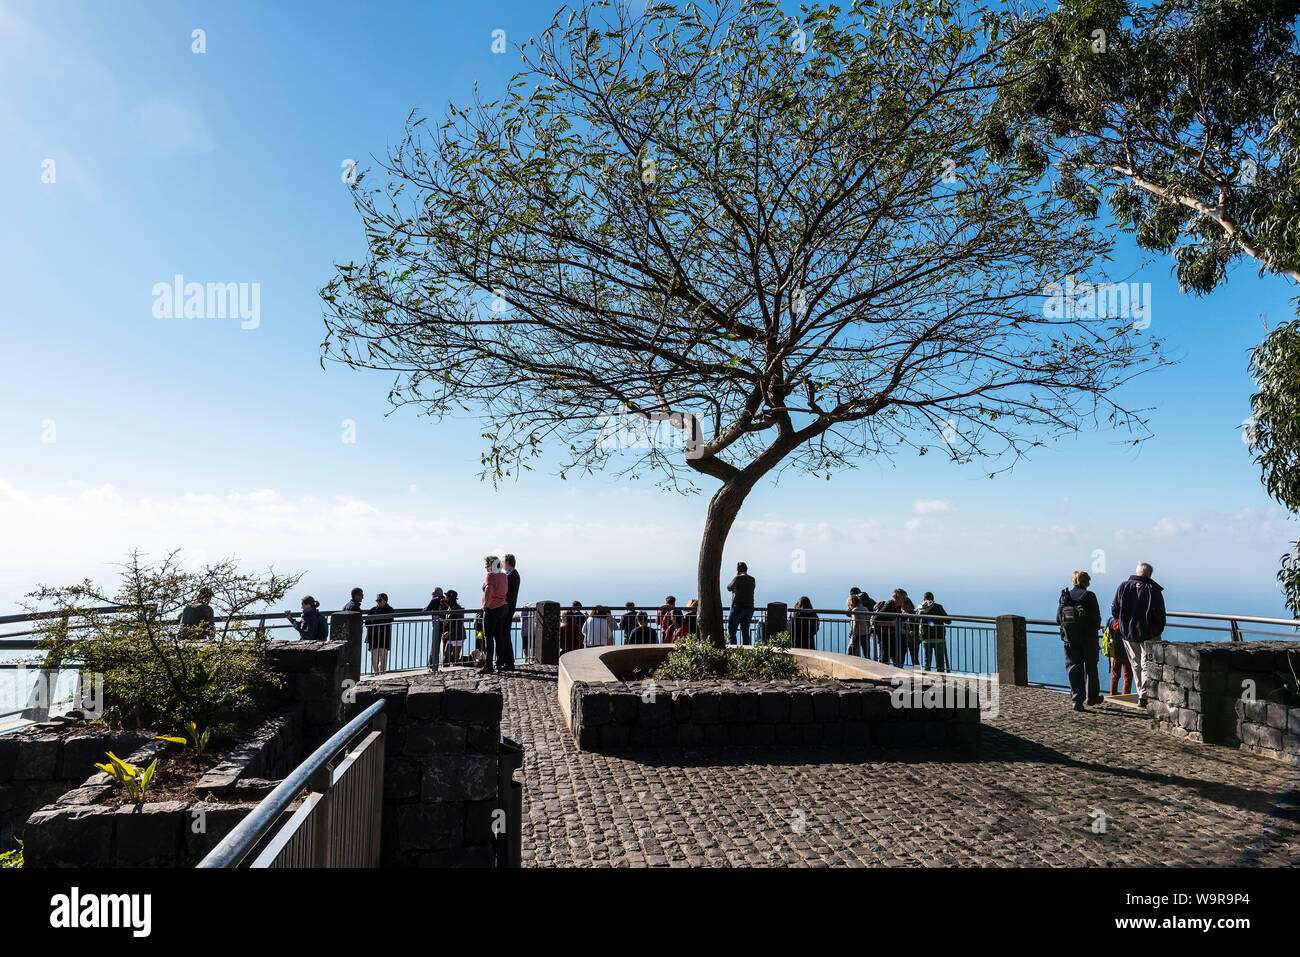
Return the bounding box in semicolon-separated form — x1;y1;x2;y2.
913;498;953;515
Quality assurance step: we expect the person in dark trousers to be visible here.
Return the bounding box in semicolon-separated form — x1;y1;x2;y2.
726;562;756;645
790;596;820;650
343;587;364;612
872;593;902;665
626;611;656;645
481;555;513;674
918;592;951;672
424;587;445;669
847;593;873;657
178;586;216;640
286;596;326;641
1110;562;1167;708
1107;624;1133;696
1059;571;1103;710
504;553;521;647
366;592;396;675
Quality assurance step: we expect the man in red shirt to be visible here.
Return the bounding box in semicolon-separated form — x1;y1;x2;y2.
481;555;514;674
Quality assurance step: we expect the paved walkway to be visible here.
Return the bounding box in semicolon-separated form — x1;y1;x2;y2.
499;666;1300;866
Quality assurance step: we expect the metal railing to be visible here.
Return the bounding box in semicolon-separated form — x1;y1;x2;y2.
198;699;387;868
549;604;997;676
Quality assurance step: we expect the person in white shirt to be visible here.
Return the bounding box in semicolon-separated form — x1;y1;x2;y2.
582;605;615;647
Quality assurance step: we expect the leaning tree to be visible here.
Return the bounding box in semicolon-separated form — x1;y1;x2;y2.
322;0;1164;644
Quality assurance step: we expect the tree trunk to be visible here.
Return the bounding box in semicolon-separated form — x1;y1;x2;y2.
696;480;749;648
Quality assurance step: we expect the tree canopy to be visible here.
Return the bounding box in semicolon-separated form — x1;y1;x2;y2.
322;0;1164;641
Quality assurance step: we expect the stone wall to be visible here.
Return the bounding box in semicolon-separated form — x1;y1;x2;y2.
265;638;348;750
353;671;510;867
567;678;981;754
11;637;346;860
0;714;151;850
1146;640;1299;765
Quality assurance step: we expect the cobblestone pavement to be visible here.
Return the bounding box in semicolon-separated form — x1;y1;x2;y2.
499;666;1300;867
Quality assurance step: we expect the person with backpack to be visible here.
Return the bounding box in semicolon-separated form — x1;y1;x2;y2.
1058;571;1103;711
286;596;327;642
918;592;951;672
1102;620;1132;696
1110;562;1167;708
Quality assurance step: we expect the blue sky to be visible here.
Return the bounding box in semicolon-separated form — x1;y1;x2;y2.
0;0;1296;622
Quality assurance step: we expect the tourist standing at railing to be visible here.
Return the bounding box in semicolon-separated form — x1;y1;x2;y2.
481;555;514;674
442;591;466;664
504;553;520;639
790;597;819;650
343;587;364;612
1103;621;1132;696
424;588;445;669
726;562;756;645
561;602;584;653
658;596;681;644
626;611;656;644
618;602;638;640
872;593;902;665
673;598;700;641
918;592;951;672
897;591;919;665
1059;571;1103;711
365;593;395;675
178;587;216;641
1110;562;1166;709
847;593;872;657
285;596;326;641
582;606;615;647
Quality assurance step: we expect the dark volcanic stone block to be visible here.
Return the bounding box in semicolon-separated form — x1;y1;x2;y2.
115;801;187;867
421;755;496;802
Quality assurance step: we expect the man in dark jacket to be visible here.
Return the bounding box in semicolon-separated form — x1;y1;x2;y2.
365;593;395;675
343;588;364;612
918;592;951;672
1058;573;1103;710
1110;562;1166;708
504;554;521;668
726;562;756;645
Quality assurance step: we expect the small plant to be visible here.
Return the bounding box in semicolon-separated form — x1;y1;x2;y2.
93;752;158;804
653;633;806;681
0;839;22;869
157;720;211;755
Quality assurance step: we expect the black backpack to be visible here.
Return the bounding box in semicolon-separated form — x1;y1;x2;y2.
1058;589;1092;642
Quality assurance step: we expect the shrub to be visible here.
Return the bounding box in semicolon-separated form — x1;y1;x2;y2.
27;549;299;735
653;633;805;681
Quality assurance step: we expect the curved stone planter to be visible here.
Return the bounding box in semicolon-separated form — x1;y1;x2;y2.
559;644;982;754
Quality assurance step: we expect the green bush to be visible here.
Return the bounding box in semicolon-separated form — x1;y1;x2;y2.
652;633;806;681
27;549;298;736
